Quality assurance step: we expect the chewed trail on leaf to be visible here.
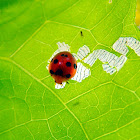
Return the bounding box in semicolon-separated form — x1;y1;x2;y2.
77;45;90;60
71;62;91;82
57;42;70;52
113;37;140;56
54;63;90;89
102;64;116;75
55;82;66;89
46;37;139;89
71;45;90;61
48;42;70;63
113;55;127;71
72;53;78;60
113;37;129;55
46;42;90;89
83;49;127;75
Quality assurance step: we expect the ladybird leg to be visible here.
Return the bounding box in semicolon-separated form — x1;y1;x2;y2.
66;81;69;84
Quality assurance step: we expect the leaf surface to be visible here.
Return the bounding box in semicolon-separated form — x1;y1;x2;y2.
0;0;140;139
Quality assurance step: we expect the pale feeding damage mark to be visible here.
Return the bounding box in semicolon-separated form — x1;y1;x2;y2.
113;37;140;56
48;42;70;63
55;82;66;89
72;45;90;61
46;42;70;70
46;37;140;89
76;45;90;60
84;49;127;75
109;0;112;4
71;63;91;82
46;42;91;89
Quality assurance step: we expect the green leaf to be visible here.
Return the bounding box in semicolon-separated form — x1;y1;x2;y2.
0;0;140;139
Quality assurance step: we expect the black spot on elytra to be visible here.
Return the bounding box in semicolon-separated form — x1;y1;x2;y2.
61;54;65;56
50;70;54;74
74;64;77;69
54;59;58;64
66;62;71;67
61;54;68;57
55;69;63;76
66;74;71;78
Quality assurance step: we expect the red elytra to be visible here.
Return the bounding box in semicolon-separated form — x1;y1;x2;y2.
48;51;77;84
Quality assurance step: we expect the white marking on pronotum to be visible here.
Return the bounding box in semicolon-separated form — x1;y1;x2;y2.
113;37;140;56
48;42;70;63
76;45;90;60
55;82;66;89
71;62;91;82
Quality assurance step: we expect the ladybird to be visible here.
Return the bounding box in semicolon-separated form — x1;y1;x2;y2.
48;51;77;84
